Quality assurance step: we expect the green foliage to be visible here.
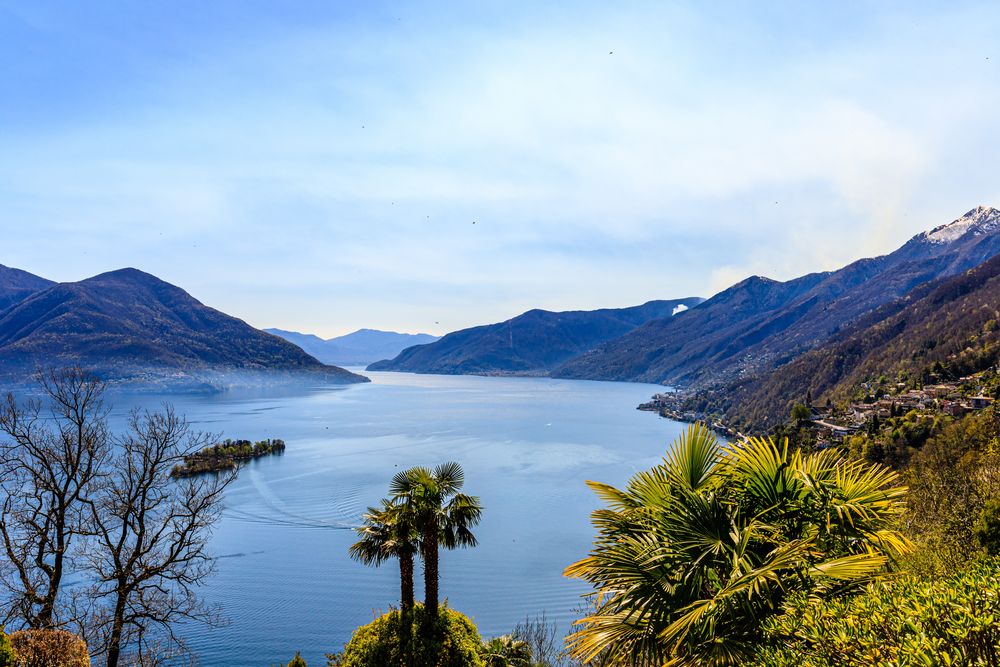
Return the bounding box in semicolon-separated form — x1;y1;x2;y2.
481;635;532;667
350;499;420;569
171;438;286;476
754;559;1000;666
976;497;1000;556
390;463;483;617
565;423;910;666
285;653;307;667
790;402;811;423
903;406;1000;574
0;629;15;667
329;604;483;667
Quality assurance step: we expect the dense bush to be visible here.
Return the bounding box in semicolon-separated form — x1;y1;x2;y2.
976;497;1000;556
0;629;15;667
328;604;483;667
754;559;1000;666
903;407;1000;574
481;635;532;666
8;628;90;667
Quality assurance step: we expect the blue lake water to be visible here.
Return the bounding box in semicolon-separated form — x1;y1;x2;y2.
108;371;684;667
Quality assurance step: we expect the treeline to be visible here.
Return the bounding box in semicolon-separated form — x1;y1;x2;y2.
172;437;286;476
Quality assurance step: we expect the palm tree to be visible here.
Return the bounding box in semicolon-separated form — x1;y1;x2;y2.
349;499;419;666
565;423;910;666
481;635;533;667
350;499;419;611
390;462;483;619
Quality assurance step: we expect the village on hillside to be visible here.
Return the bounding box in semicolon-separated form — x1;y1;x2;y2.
641;368;999;447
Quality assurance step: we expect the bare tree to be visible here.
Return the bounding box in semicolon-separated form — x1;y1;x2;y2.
82;406;235;667
0;368;110;628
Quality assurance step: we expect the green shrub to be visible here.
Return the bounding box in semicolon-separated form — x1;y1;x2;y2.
976;497;1000;555
481;635;532;666
329;604;483;667
0;629;15;667
754;558;1000;666
8;628;90;667
565;425;909;665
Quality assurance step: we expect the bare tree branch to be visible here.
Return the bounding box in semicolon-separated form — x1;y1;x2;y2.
0;367;110;629
82;406;235;667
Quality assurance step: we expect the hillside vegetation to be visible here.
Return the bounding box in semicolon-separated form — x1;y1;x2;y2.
718;251;1000;430
0;267;368;385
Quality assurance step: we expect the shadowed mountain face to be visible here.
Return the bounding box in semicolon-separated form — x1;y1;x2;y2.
0;264;54;312
0;268;368;385
553;207;1000;387
726;249;1000;429
366;298;705;375
265;328;438;366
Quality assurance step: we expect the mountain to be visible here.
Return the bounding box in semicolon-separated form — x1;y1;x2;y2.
0;264;54;312
265;328;439;366
723;250;1000;429
366;298;705;375
554;207;1000;387
0;267;368;385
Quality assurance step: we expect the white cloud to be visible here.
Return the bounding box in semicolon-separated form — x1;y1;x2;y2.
1;1;998;335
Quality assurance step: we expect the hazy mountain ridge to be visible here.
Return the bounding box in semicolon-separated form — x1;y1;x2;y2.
0;267;368;386
265;328;438;366
0;264;54;312
367;298;705;375
554;207;1000;387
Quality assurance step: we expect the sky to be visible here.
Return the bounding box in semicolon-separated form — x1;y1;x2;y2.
1;1;998;337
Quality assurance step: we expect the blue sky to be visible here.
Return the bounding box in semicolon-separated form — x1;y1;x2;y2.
1;1;998;336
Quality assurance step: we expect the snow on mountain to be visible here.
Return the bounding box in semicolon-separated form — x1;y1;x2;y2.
923;206;1000;244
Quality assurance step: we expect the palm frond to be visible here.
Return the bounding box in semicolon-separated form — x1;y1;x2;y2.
662;423;721;491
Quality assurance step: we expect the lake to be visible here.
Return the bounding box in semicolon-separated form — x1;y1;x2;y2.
108;371;685;667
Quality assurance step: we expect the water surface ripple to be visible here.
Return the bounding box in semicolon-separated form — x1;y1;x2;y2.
108;371;685;667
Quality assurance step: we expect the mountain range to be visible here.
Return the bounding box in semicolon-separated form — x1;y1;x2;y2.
554;206;1000;387
4;205;998;411
265;328;438;366
0;267;367;387
369;206;1000;430
367;298;704;374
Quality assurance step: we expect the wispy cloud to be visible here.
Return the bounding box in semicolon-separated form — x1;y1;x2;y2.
1;1;998;335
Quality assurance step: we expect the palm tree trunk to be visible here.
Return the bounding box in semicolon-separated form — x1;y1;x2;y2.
423;529;439;618
400;550;415;667
400;550;414;612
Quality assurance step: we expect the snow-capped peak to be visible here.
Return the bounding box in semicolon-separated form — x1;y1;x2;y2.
923;206;1000;244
